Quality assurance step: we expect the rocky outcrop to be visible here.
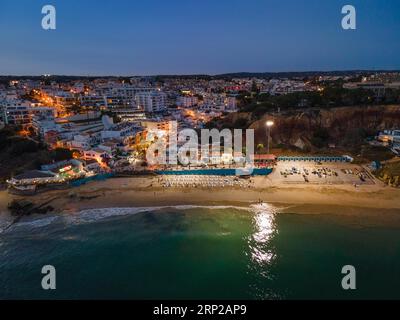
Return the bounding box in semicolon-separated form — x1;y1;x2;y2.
247;105;400;150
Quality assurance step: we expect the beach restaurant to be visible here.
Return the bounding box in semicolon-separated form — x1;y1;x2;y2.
7;159;86;191
7;170;58;186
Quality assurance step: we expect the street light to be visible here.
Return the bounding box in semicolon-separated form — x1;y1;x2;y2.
266;121;274;154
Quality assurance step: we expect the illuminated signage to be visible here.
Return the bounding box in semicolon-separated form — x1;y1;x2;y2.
59;165;72;173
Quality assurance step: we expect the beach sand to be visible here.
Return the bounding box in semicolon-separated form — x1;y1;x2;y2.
2;176;400;218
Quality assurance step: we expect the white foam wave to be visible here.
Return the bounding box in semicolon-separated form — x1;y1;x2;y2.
2;203;280;233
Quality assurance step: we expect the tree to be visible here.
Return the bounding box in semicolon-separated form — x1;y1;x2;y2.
233;118;248;129
9;138;39;155
251;80;259;93
51;148;73;161
311;128;330;148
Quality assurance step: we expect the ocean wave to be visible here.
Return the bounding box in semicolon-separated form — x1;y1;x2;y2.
2;203;279;233
11;216;60;229
1;215;62;234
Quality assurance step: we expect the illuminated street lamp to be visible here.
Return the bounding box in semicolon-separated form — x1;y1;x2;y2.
266;120;274;154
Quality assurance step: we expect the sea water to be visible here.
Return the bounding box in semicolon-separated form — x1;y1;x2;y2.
1;204;400;299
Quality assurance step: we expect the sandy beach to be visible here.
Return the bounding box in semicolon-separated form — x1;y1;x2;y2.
2;175;400;218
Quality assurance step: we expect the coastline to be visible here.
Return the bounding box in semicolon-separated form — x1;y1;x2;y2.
2;176;400;219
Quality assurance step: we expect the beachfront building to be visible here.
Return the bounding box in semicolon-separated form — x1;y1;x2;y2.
83;159;102;172
7;159;85;194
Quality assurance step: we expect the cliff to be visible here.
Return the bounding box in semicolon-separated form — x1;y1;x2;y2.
246;105;400;151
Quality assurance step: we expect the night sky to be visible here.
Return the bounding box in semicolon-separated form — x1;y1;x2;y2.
0;0;399;75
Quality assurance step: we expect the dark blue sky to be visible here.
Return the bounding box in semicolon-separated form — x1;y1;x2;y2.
0;0;399;75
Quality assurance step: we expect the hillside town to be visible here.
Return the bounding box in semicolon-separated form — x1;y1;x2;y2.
1;72;400;194
2;0;400;303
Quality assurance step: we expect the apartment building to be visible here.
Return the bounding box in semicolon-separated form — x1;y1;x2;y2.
0;99;31;126
101;122;143;142
54;91;76;107
136;91;167;113
224;96;238;112
177;96;198;108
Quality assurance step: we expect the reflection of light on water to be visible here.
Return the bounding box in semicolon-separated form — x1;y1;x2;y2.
253;207;275;243
249;203;278;266
247;203;282;299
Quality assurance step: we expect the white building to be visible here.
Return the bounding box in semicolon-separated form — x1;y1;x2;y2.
79;94;106;108
177;96;198;108
29;106;56;119
54;91;76;107
68;134;95;151
101;122;142;141
46;112;104;143
83;148;111;163
90;84;155;108
378;130;400;144
136;91;167;113
0;100;31;126
224;96;238;112
113;109;146;122
32;117;60;137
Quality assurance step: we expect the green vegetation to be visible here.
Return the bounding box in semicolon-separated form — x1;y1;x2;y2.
341;128;370;148
256;144;264;153
241;84;400;118
311;128;330;148
0;127;72;183
52;148;73;161
359;145;394;162
375;161;400;187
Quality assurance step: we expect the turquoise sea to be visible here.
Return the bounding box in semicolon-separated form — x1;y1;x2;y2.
1;204;400;299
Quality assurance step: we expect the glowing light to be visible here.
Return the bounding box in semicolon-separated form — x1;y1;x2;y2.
248;203;278;267
266;121;274;127
59;165;72;173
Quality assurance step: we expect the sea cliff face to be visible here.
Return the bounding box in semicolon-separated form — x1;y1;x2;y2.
247;105;400;150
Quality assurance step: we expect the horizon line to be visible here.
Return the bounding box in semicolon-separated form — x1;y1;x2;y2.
1;69;400;78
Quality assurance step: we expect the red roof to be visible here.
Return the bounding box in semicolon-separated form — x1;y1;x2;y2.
252;154;276;160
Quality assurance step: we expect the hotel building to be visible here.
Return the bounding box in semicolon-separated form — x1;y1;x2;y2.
136;91;167;113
